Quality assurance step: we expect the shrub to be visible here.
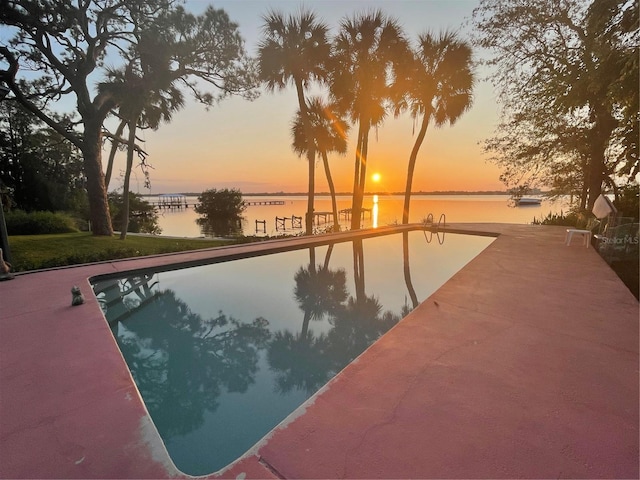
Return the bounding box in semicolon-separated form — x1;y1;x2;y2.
5;210;78;235
108;192;161;235
194;188;246;237
532;210;583;227
613;183;639;221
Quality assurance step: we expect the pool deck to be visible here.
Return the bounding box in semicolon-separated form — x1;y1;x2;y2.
0;223;638;479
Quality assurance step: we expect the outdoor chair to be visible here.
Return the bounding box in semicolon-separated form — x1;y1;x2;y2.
565;220;599;248
565;194;617;248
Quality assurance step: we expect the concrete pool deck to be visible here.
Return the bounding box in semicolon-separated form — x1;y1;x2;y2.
0;223;638;479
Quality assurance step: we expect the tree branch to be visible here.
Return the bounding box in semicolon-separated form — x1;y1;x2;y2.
0;46;82;148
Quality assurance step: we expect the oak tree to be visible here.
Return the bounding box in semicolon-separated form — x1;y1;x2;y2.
1;1;257;235
472;0;638;209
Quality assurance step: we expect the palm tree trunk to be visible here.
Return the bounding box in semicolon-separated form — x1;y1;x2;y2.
294;77;315;236
351;133;361;230
119;121;137;240
105;118;127;189
357;128;369;209
403;114;430;224
321;151;340;231
307;147;315;234
351;124;366;230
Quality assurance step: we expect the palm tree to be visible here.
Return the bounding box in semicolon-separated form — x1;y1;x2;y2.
258;10;331;235
331;11;411;230
293;248;348;338
399;31;474;224
101;32;184;239
292;97;349;232
104;119;127;189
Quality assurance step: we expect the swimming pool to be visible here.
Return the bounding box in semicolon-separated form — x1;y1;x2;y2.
92;230;494;475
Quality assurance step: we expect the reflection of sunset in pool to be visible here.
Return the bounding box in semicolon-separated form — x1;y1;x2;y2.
373;194;379;228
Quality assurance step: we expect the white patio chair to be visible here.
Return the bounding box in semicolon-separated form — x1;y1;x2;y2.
565;194;617;248
565;219;599;248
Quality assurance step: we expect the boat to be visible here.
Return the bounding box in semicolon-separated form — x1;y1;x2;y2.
515;197;542;206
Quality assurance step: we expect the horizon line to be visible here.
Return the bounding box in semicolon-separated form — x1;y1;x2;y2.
142;189;527;197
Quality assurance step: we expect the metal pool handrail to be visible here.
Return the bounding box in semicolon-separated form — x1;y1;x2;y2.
423;213;446;245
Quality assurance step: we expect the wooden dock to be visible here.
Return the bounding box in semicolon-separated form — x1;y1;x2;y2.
244;200;285;206
339;208;372;220
313;211;335;224
150;194;189;209
275;215;302;231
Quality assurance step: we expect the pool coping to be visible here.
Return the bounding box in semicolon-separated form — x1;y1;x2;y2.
0;223;638;479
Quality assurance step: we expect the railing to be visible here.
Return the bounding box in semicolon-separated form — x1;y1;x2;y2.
423;212;446;245
595;216;639;264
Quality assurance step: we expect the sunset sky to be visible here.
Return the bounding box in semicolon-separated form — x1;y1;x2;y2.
115;0;505;195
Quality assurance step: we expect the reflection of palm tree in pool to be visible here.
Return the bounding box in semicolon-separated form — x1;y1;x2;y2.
267;330;334;394
294;247;348;338
271;240;402;392
402;231;419;309
353;238;365;300
323;243;334;269
266;246;348;393
329;294;401;366
113;289;270;438
325;237;402;364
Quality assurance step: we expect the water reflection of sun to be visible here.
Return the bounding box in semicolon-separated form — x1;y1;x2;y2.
371;173;381;227
373;194;379;228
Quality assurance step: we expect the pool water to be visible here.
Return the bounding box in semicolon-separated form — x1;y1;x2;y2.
92;230;494;475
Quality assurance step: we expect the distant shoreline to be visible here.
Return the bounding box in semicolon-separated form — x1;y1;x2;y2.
143;190;524;197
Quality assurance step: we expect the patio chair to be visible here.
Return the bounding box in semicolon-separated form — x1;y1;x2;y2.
565;219;600;248
565;194;617;248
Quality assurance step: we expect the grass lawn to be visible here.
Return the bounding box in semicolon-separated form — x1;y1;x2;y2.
7;232;239;272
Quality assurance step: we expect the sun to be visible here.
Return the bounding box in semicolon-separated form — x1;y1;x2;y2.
372;172;381;183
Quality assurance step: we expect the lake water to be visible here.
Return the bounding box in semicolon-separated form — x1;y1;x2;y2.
154;194;567;237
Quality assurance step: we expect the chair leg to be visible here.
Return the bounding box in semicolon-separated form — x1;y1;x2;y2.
565;229;590;248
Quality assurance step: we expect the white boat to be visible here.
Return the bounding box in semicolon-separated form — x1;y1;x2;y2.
515;197;542;206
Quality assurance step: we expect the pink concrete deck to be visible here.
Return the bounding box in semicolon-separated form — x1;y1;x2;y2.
0;224;637;479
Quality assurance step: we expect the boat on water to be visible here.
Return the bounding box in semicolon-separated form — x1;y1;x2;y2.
515;197;542;206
